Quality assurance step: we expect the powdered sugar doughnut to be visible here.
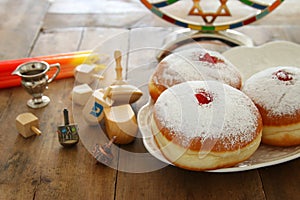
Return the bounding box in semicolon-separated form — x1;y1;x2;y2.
152;81;262;171
242;66;300;146
149;48;242;102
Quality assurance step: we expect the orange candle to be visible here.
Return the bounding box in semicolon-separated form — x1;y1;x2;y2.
0;51;92;73
0;51;104;89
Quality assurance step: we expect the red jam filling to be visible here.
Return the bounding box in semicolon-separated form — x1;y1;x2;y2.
273;70;293;81
199;53;224;64
195;90;213;105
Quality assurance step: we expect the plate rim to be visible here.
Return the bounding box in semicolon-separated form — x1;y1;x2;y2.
138;101;300;173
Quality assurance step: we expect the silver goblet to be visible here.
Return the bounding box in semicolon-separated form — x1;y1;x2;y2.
12;61;60;108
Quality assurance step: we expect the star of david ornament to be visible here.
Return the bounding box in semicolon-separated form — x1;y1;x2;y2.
141;0;284;31
141;0;284;59
189;0;231;24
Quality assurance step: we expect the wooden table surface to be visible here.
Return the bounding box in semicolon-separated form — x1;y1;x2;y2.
0;0;300;199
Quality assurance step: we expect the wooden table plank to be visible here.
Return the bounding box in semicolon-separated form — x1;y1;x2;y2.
43;0;151;30
0;86;47;199
79;27;129;51
259;159;300;200
0;28;121;199
0;1;49;198
116;167;265;200
0;0;49;59
30;28;84;56
31;29;121;200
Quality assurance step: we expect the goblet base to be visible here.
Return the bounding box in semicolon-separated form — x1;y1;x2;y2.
27;96;50;109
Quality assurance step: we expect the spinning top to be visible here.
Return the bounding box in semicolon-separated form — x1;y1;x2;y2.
57;108;79;147
74;64;104;84
82;87;114;125
72;83;93;106
16;112;42;138
108;50;143;105
104;104;138;144
93;136;116;165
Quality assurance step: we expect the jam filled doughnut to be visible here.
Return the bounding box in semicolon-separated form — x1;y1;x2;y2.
242;66;300;147
149;48;242;102
152;81;262;171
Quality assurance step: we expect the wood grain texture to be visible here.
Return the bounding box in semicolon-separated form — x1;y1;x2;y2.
116;167;265;200
0;28;119;199
0;0;300;199
29;29;118;200
0;0;49;60
259;159;300;200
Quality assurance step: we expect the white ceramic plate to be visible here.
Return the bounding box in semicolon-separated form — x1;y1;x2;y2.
223;40;300;81
138;102;300;172
137;41;300;172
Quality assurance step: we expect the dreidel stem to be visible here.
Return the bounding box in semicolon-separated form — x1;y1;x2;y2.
31;126;42;135
103;87;112;99
114;50;123;81
108;136;116;147
63;108;70;125
113;50;127;85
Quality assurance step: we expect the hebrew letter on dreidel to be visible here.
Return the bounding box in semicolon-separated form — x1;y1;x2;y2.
16;113;41;138
90;101;103;117
82;87;114;125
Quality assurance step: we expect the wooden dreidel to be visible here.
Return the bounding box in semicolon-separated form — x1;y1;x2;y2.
74;64;104;84
57;108;79;147
92;136;116;165
72;83;93;106
104;104;138;144
82;87;114;125
16;113;41;138
108;50;143;105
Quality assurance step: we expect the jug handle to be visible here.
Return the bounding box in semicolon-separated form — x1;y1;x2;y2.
48;63;61;83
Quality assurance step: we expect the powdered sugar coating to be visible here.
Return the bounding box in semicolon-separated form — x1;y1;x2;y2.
242;66;300;117
152;48;241;89
153;81;260;150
